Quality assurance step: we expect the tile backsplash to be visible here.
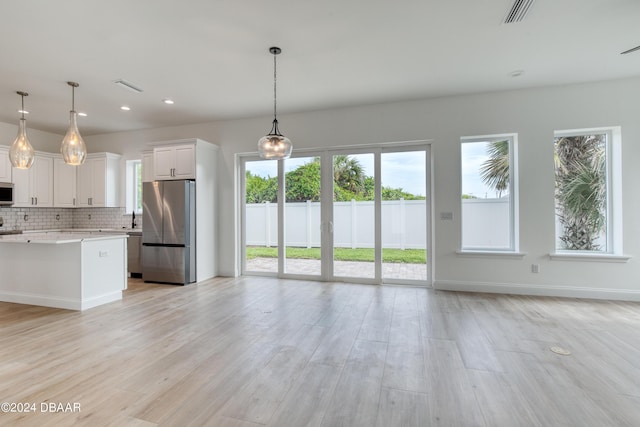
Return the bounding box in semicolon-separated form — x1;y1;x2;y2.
0;207;141;231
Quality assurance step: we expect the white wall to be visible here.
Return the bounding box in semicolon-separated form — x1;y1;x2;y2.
83;76;640;300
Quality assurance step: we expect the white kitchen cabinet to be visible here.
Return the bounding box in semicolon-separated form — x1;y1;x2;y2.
0;146;11;182
53;156;77;207
12;153;53;207
142;151;154;182
77;152;121;207
153;144;195;180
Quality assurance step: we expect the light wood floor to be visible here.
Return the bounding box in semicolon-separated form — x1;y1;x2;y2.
1;277;640;426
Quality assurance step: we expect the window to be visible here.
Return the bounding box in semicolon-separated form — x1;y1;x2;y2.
125;159;143;214
554;127;621;254
460;134;518;251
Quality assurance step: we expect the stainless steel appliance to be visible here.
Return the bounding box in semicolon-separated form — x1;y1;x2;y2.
142;180;196;284
0;182;15;206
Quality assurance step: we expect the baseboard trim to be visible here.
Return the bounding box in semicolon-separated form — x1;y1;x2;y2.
0;290;122;311
0;291;81;310
433;280;640;302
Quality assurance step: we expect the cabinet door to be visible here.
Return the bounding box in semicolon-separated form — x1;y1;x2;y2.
174;145;195;179
91;157;107;207
142;152;154;182
77;160;93;207
0;147;11;182
11;167;31;207
54;157;77;207
154;147;175;180
32;155;53;207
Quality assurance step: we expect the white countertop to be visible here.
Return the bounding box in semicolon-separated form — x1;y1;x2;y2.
0;232;129;244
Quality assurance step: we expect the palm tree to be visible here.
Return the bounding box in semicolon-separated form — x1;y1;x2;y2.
554;135;606;250
333;155;365;198
479;140;509;197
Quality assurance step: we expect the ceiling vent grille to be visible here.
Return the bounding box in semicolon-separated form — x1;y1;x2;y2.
503;0;536;24
112;79;143;93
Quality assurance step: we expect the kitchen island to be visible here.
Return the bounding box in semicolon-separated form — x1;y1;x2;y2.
0;232;128;311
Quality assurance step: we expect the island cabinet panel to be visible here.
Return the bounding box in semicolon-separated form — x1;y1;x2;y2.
0;146;11;182
77;152;121;207
11;153;53;207
0;233;127;310
53;156;77;207
153;144;195;180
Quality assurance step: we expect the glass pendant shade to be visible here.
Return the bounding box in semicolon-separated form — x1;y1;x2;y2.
9;118;35;169
258;119;292;159
61;110;87;166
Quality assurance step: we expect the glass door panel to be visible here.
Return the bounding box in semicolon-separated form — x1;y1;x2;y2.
381;150;427;281
332;153;375;279
244;160;278;274
283;156;322;276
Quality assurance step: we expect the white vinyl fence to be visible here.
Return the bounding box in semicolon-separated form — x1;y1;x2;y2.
246;198;510;250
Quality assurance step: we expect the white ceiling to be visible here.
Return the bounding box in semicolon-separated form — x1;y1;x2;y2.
1;0;639;136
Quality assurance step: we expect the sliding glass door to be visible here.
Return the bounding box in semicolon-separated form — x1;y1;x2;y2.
241;143;430;285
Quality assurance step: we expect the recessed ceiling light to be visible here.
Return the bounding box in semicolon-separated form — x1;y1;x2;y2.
120;105;131;111
163;98;174;105
18;110;29;114
78;112;87;117
509;69;525;77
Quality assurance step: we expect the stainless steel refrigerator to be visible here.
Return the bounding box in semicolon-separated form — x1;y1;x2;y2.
142;180;196;284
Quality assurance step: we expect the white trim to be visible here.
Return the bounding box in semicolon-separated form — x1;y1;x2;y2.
433;280;640;302
549;252;630;263
456;250;526;259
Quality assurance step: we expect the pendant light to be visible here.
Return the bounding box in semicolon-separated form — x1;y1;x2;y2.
60;81;87;165
258;47;292;160
9;91;35;169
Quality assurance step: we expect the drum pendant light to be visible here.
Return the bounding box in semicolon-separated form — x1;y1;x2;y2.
257;47;292;160
60;81;87;166
9;91;35;169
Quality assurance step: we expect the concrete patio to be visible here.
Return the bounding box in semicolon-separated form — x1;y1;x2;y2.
246;257;427;281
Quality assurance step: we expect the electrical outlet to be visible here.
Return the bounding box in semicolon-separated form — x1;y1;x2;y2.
99;251;109;257
531;264;540;273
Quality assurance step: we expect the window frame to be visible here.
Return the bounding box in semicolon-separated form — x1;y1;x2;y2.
125;159;143;214
552;126;622;257
459;133;519;253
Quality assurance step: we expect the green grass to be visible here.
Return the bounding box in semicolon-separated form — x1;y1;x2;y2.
246;246;426;264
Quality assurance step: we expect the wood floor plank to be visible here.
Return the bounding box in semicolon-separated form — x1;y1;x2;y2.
320;339;387;427
375;388;430;427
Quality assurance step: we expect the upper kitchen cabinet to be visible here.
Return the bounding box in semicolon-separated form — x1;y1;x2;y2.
77;153;121;207
12;153;54;207
154;144;195;180
53;156;77;208
0;146;11;182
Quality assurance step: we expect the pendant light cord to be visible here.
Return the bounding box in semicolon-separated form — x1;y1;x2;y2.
71;85;75;112
273;53;278;120
20;94;25;120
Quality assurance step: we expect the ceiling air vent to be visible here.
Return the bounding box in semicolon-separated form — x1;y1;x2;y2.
503;0;536;24
112;79;143;93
